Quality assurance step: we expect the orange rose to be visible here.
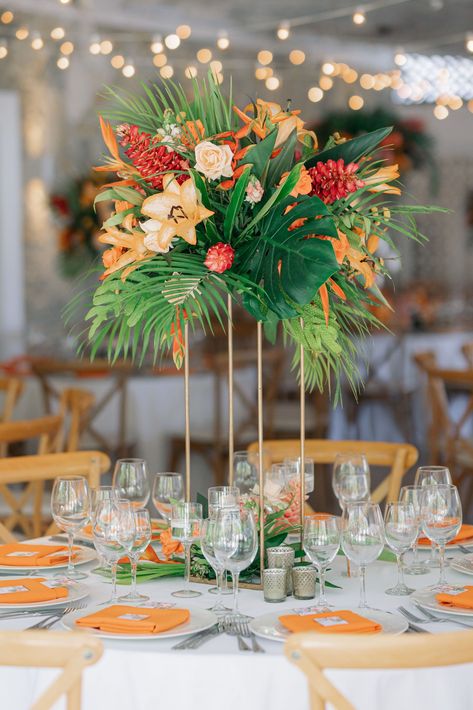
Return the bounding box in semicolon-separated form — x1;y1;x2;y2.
280;166;312;197
102;246;124;268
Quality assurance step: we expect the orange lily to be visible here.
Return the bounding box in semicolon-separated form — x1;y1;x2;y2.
98;226;153;280
234;99;317;148
114;200;136;231
318;278;347;325
364;164;401;195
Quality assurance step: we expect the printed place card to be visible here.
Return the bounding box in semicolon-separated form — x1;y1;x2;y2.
117;613;150;621
0;585;29;594
6;551;37;558
314;616;349;627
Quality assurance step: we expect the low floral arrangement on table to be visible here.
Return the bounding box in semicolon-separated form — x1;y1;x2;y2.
77;73;441;397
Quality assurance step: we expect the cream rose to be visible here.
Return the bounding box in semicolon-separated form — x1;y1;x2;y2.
194;140;233;180
140;219;172;254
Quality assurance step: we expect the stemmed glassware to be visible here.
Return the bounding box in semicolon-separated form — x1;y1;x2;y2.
420;483;462;592
207;486;239;599
233;450;269;494
201;518;230;613
399;485;429;575
384;502;418;595
303;514;340;611
51;476;91;581
284;457;315;495
170;502;203;598
341;502;384;608
213;507;258;618
415;466;452;568
152;473;184;523
113;458;150;508
119;508;152;603
92;498;134;605
332;453;370;511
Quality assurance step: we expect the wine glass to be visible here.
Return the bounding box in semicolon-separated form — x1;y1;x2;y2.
341;502;384;608
415;466;452;568
92;499;132;605
51;476;91;581
91;486;116;518
152;473;184;523
420;484;462;592
200;518;229;613
384;502;418;596
303;514;340;611
284;457;315;495
213;507;258;618
332;453;370;510
399;485;429;576
170;502;203;598
119;508;152;604
113;458;150;508
207;486;239;599
233;450;269;494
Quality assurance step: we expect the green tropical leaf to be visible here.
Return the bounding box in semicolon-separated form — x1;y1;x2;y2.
223;165;252;242
240;130;278;181
266;129;297;187
113;186;144;206
305;126;393;168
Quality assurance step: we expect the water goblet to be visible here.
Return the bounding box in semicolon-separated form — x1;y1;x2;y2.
420;483;462;592
303;514;340;611
152;472;184;523
51;476;91;581
113;458;150;508
332;453;370;511
399;485;429;576
415;466;452;569
341;502;384;608
284;457;315;495
384;502;417;595
207;486;239;598
119;507;152;603
93;498;132;605
170;502;203;598
200;518;230;613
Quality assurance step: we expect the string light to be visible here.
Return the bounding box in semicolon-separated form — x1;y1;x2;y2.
31;33;44;50
360;73;375;89
152;53;167;67
217;31;230;50
257;50;272;65
1;11;13;23
433;104;448;119
185;65;198;79
50;27;65;40
57;56;69;69
255;66;272;80
210;60;223;73
466;33;473;53
122;61;135;78
449;95;463;110
197;48;212;63
348;95;364;110
265;76;280;90
321;62;335;75
394;52;407;66
468;100;473;113
289;49;305;65
0;41;8;59
176;25;191;39
89;36;101;55
150;36;163;54
60;40;74;55
15;27;29;40
160;65;174;78
100;40;113;55
277;21;290;40
319;76;333;90
352;8;366;24
308;86;324;102
111;54;125;69
59;0;71;4
165;34;180;50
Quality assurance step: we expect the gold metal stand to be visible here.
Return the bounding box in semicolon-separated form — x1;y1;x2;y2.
299;318;306;549
227;294;234;484
257;320;265;584
184;320;191;502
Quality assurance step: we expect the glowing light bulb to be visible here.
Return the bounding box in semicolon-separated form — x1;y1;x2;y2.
151;36;163;54
176;25;191;39
1;11;13;24
122;62;135;78
57;56;69;69
60;40;74;55
322;62;334;75
50;27;65;40
319;76;333;90
217;32;229;50
348;95;364;110
210;60;222;73
258;50;273;65
360;73;375;89
100;40;113;55
308;87;323;102
165;34;180;50
353;8;366;24
31;34;44;50
0;42;8;59
111;54;125;69
15;27;29;40
433;104;448;119
277;22;290;40
289;49;305;65
466;33;473;53
197;48;212;63
394;52;407;66
89;37;101;55
265;76;280;90
160;65;174;78
152;53;167;67
185;65;198;79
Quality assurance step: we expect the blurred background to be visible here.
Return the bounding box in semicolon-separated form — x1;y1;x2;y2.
1;0;473;507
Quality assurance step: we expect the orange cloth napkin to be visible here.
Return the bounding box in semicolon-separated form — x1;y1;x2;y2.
0;543;73;567
279;609;382;634
75;605;190;634
0;577;68;604
436;586;473;609
81;520;166;540
418;523;473;547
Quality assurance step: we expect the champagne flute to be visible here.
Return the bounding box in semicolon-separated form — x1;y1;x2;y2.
341;502;384;608
207;486;239;598
92;498;132;605
51;476;91;581
384;502;417;595
415;466;452;568
171;502;203;598
152;473;184;523
420;484;462;592
213;507;257;618
113;458;150;508
119;508;152;603
399;485;428;575
303;514;340;611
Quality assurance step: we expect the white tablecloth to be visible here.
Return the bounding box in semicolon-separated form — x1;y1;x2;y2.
2;545;473;710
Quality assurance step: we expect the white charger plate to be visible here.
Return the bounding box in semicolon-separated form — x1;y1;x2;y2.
0;581;89;610
61;605;217;640
0;546;96;572
249;608;408;642
412;589;473;622
449;554;473;576
417;540;473;551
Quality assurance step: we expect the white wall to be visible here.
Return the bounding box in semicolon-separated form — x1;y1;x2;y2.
0;90;25;359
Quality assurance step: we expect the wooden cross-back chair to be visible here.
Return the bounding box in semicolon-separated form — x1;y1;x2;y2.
0;376;24;456
0;450;110;542
285;629;473;710
0;630;102;710
56;388;96;453
248;439;419;505
462;342;473;368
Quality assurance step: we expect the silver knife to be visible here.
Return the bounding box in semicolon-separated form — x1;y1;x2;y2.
173;624;220;650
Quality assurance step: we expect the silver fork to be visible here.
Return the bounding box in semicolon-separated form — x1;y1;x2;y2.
223;616;251;651
237;618;265;653
412;603;473;629
25;601;88;631
457;545;473;555
399;605;473;629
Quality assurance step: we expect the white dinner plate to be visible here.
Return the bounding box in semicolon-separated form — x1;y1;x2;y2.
412;589;473;622
61;605;217;640
0;581;89;610
417;540;473;551
249;608;408;643
0;546;96;572
449;554;473;576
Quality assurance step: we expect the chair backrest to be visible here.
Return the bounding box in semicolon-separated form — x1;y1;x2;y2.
0;450;110;541
285;630;473;710
462;342;473;368
0;415;63;456
56;388;96;453
0;629;102;710
247;439;419;504
0;376;24;423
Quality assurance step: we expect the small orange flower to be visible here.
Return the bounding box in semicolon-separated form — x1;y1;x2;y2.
102;245;124;269
160;529;184;560
114;200;136;230
279;166;312;197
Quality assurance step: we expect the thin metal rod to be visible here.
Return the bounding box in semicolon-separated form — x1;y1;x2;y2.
257;321;265;581
299;318;306;549
184;320;191;501
227;294;234;485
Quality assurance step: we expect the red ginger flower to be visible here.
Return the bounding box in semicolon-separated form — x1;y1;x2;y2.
117;124;189;190
204;242;234;273
308;158;364;204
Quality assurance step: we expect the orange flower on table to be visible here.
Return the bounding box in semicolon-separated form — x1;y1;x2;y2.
363;164;401;195
160;528;184;560
140;174;214;252
98;226;153;280
234;100;317;149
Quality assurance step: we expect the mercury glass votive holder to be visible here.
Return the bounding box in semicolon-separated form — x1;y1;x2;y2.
263;568;287;603
267;545;295;594
292;566;316;600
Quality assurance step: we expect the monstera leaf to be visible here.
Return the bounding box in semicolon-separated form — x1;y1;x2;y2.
305;126;393;168
237;195;339;318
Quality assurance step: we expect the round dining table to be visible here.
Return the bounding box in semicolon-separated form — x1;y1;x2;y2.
2;544;473;710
